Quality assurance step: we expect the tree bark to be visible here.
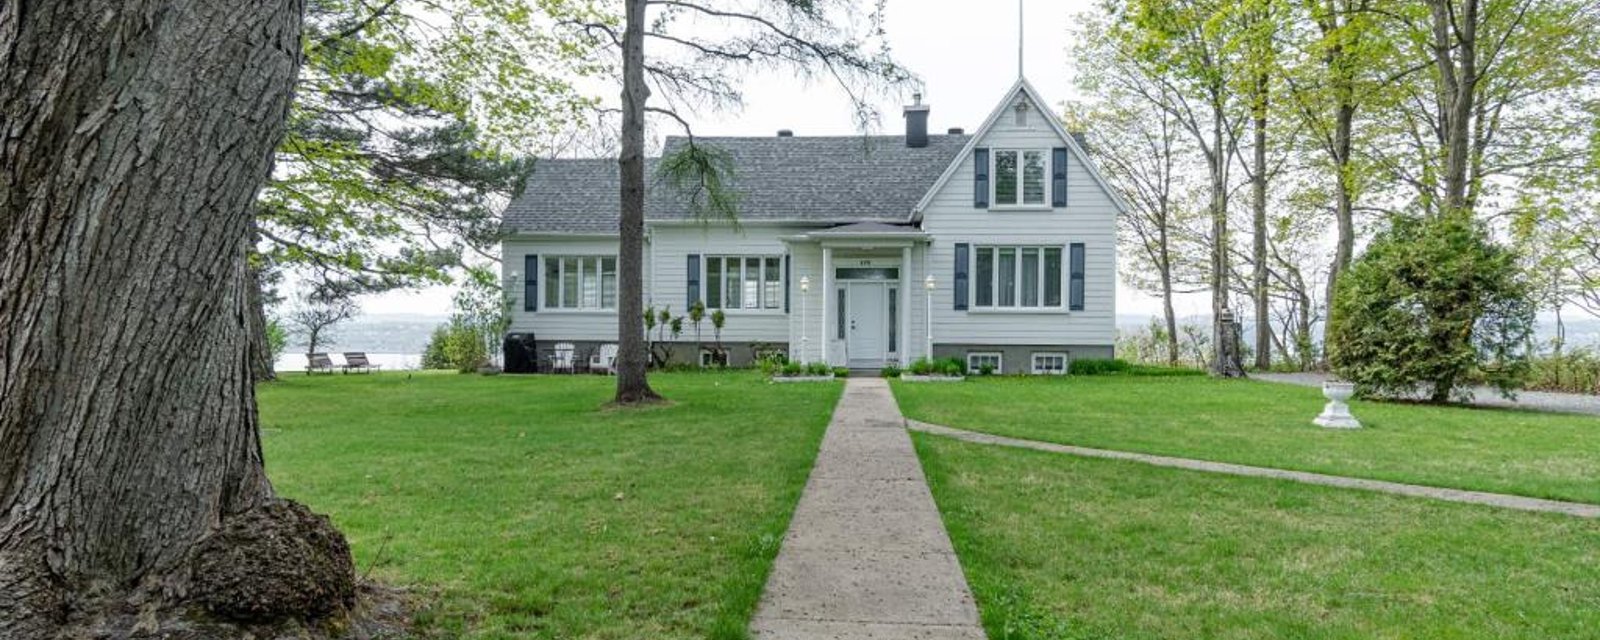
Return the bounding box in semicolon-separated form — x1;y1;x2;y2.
1427;0;1478;215
1;1;351;635
1251;71;1272;371
1316;0;1362;366
1208;101;1235;376
613;0;661;404
1159;225;1180;368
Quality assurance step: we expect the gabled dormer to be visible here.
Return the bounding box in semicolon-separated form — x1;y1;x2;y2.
912;78;1127;221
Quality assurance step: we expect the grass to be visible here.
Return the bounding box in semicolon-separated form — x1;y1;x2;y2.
892;376;1600;503
258;371;840;639
915;434;1600;640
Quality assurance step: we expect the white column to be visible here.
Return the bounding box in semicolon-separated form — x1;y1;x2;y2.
900;245;912;367
820;246;832;365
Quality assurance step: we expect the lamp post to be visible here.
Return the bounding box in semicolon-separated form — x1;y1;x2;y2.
924;274;936;361
799;275;811;362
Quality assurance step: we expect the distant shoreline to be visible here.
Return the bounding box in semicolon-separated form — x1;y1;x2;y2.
274;352;421;372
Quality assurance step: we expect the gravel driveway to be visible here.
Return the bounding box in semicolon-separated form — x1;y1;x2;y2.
1253;372;1600;417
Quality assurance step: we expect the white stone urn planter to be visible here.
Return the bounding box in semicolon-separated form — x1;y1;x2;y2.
898;374;965;383
1314;380;1362;429
771;374;837;383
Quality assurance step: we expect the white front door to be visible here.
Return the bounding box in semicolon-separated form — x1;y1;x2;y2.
846;283;888;367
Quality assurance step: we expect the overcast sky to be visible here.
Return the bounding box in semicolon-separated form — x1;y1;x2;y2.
362;0;1210;320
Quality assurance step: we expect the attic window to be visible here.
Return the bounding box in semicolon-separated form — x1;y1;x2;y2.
992;149;1049;206
1014;99;1029;126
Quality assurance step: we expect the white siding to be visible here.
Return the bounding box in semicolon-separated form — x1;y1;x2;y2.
920;104;1118;347
503;225;807;344
502;237;623;341
650;224;802;344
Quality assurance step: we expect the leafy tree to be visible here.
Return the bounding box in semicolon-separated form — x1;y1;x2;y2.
1066;83;1210;367
262;0;599;290
1103;0;1251;375
0;1;357;636
420;271;510;372
266;318;291;373
1328;213;1535;402
246;0;604;370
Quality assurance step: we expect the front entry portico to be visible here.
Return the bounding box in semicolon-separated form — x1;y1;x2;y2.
785;222;929;368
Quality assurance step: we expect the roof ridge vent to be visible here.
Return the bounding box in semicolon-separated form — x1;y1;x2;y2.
777;129;794;138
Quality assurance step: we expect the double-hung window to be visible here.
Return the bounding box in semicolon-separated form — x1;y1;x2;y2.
992;149;1049;207
704;256;782;310
972;246;1064;309
544;256;617;310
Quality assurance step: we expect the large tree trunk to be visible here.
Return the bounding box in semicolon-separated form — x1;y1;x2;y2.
1158;226;1180;368
614;0;661;404
1207;101;1235;377
0;1;353;636
1325;102;1355;333
1427;0;1478;215
1251;72;1271;371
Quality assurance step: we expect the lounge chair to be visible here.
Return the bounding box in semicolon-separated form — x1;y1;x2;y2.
589;344;619;375
306;352;336;375
550;343;576;374
342;352;382;374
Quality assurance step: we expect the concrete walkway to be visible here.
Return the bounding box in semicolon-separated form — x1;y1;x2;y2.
908;420;1600;519
1255;371;1600;417
751;379;986;640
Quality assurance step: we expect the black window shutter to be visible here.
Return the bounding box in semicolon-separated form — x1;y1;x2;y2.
1069;243;1086;311
973;148;990;208
687;254;701;309
523;254;538;311
784;254;791;313
954;243;969;311
1052;148;1069;207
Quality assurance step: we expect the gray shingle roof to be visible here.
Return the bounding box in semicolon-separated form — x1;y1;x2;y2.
502;134;968;234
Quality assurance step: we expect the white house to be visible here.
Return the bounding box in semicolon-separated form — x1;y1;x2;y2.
499;78;1123;374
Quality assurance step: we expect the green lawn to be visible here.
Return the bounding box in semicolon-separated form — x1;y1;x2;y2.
258;372;840;639
916;434;1600;640
893;376;1600;503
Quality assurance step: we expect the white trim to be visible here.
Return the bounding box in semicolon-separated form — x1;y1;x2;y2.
910;78;1131;216
968;245;1067;311
1031;352;1069;375
702;254;784;312
542;254;618;311
967;352;1004;374
989;148;1052;209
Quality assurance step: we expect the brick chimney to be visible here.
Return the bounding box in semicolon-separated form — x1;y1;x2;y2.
904;93;930;148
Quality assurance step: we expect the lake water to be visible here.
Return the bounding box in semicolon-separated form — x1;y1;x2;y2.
274;352;422;372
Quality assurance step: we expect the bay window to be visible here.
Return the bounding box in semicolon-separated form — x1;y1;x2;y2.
972;246;1064;309
704;255;783;310
544;255;617;310
992;149;1049;207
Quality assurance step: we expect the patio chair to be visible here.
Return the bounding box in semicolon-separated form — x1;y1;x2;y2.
342;352;382;374
306;352;336;375
550;343;576;374
589;344;619;375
